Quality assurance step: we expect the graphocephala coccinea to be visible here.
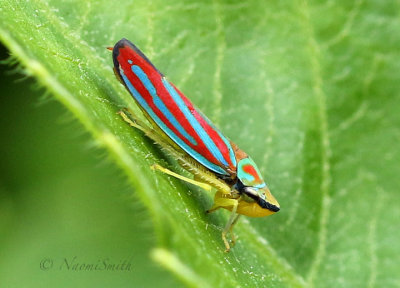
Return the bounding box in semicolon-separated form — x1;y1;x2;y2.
111;38;280;252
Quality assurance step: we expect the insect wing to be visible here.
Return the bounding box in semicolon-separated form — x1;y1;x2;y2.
113;39;237;176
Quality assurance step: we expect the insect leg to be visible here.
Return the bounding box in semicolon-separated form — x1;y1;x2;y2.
118;109;229;194
117;109;151;134
206;191;237;214
208;196;240;252
222;199;239;252
151;164;213;191
118;109;178;151
228;214;241;247
206;205;222;214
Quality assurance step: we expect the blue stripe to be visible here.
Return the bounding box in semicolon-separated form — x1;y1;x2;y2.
131;65;197;146
217;130;237;168
119;66;229;175
161;78;230;168
255;183;267;189
197;110;237;168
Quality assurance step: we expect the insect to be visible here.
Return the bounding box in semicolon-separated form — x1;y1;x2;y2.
110;38;280;252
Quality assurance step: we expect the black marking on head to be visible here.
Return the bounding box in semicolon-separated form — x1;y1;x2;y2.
112;38;164;77
257;198;280;212
238;181;280;212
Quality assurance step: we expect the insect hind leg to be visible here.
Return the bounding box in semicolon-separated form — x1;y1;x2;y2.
117;108;151;134
151;164;213;191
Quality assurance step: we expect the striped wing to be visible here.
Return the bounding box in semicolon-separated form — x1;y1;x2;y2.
112;39;236;176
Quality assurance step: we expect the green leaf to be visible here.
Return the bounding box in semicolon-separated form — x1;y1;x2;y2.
1;0;399;287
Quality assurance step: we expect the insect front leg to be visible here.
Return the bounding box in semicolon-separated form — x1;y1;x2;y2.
228;214;241;247
222;200;240;252
208;195;241;252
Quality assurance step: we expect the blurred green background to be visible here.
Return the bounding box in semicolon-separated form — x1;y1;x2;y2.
1;0;400;287
0;44;182;288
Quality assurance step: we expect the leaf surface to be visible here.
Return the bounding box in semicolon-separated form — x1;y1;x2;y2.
1;1;399;287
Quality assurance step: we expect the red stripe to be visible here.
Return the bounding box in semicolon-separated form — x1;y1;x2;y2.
243;164;263;185
118;46;229;168
174;84;235;170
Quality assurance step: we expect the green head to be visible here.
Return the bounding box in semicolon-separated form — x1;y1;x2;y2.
235;157;280;216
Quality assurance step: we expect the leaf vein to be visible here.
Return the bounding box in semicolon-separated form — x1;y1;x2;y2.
323;0;364;49
211;0;226;125
297;1;333;286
